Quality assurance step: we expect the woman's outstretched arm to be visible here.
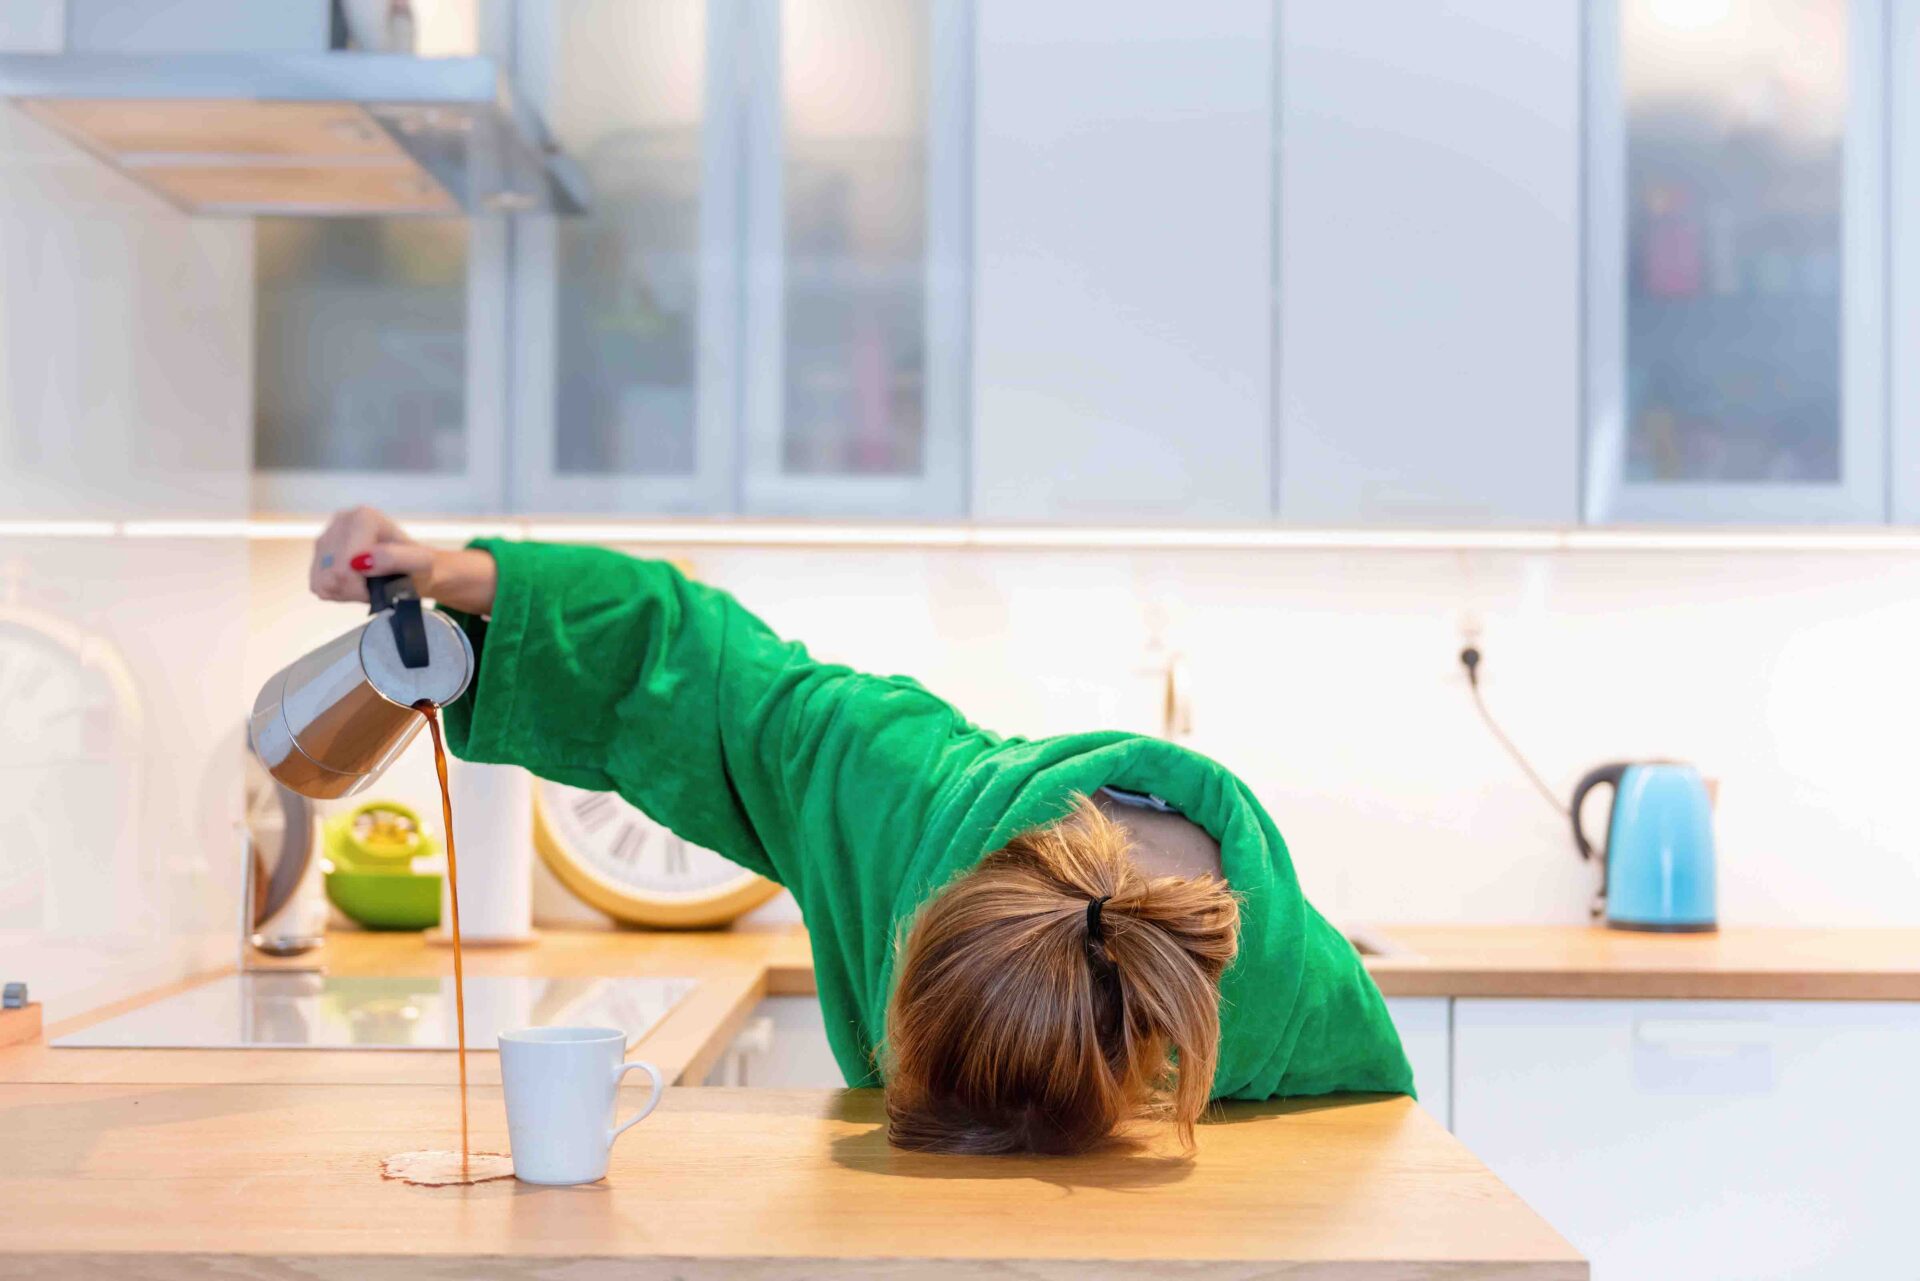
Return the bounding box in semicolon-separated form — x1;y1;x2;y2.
309;509;996;891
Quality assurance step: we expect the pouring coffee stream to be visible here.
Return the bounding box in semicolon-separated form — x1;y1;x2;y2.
414;699;471;1168
250;573;481;1170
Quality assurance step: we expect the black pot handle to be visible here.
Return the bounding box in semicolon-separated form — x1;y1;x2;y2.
365;574;431;671
1570;763;1629;862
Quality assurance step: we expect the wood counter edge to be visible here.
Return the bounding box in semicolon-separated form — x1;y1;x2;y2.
3;1252;1586;1280
1367;968;1920;1001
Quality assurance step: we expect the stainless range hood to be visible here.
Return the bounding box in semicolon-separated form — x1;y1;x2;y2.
0;53;587;216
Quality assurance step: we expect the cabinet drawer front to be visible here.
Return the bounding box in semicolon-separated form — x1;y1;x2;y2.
1454;998;1920;1280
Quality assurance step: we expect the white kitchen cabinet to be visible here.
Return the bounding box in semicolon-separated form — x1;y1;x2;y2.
1382;997;1449;1129
969;0;1275;523
1276;0;1580;526
706;996;845;1088
0;0;63;52
1584;0;1888;524
1453;998;1920;1280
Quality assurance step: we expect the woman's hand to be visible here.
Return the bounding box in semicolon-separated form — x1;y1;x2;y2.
310;506;430;603
309;506;498;614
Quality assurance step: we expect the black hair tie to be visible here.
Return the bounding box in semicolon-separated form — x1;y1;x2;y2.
1086;895;1110;942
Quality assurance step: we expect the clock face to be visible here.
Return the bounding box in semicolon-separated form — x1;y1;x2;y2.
532;779;778;927
0;619;120;766
0;608;139;932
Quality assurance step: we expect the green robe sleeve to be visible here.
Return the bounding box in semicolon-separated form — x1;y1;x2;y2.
438;539;995;902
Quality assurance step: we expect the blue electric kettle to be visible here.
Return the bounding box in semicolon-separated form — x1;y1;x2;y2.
1571;762;1717;932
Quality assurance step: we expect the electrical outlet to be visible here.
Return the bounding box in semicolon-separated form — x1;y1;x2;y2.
1455;612;1483;683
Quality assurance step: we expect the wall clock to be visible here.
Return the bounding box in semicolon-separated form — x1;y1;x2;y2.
531;779;779;928
0;598;143;932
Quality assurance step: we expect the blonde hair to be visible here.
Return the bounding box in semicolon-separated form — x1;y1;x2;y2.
883;794;1239;1155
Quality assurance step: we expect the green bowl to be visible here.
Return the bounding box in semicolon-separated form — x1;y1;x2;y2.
325;870;442;932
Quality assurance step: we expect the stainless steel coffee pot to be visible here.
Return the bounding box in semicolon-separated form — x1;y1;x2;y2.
250;575;474;800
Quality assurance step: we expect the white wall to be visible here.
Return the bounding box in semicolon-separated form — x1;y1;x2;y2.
0;94;254;1019
248;538;1920;931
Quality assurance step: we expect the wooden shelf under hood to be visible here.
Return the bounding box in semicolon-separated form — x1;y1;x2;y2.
22;99;457;214
0;53;587;218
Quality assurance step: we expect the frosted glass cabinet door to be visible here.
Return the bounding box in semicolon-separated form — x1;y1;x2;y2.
510;0;736;514
252;217;507;514
738;0;970;516
1891;0;1920;522
1584;0;1887;523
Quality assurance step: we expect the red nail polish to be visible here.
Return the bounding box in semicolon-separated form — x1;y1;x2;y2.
350;552;374;572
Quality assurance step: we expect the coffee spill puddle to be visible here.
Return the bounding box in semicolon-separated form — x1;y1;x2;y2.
382;700;487;1183
381;1150;513;1187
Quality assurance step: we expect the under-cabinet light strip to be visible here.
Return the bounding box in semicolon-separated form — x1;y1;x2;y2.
122;520;280;539
5;519;1920;553
0;520;119;537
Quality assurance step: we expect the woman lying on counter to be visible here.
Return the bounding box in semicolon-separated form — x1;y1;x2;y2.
310;507;1412;1155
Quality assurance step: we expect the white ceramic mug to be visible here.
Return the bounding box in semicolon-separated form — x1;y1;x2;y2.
498;1026;664;1185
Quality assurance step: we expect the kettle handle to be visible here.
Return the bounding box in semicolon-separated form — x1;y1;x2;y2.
1570;763;1629;862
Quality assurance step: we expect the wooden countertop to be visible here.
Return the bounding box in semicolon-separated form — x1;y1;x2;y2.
9;920;1900;1276
1;926;1588;1277
0;1083;1582;1279
1363;925;1920;1001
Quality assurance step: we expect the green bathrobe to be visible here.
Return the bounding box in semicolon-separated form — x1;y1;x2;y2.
442;540;1413;1101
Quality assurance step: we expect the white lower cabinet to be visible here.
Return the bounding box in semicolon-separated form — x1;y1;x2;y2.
1452;998;1920;1280
1383;997;1450;1129
705;996;845;1088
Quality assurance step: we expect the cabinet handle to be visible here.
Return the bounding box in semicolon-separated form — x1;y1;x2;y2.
1635;1019;1775;1049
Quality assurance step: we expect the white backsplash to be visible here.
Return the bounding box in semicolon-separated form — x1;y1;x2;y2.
0;102;253;1019
248;539;1920;931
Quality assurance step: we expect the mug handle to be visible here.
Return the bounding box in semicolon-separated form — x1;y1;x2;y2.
608;1059;665;1148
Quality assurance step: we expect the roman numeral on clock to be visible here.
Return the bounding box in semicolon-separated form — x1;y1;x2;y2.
609;821;641;865
574;791;616;834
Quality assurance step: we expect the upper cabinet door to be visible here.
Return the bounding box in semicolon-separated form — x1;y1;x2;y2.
1585;0;1887;523
511;0;736;515
252;216;509;515
738;0;971;517
969;1;1275;523
1276;0;1580;526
